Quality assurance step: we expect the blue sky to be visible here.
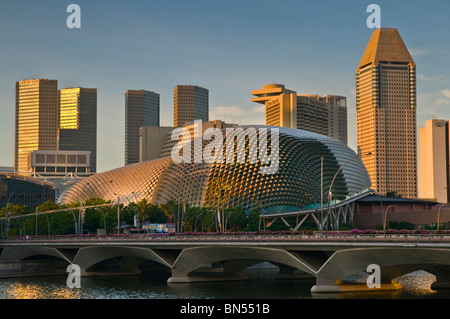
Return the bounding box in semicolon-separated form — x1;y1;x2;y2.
1;0;450;173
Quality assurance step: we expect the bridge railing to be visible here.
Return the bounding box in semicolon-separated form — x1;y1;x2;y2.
3;233;450;244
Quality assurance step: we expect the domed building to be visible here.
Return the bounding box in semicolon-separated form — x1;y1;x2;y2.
58;125;371;224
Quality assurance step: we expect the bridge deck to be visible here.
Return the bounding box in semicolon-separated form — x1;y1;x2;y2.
2;233;450;248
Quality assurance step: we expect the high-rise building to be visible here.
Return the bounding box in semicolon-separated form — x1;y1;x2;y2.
125;90;160;165
15;79;59;174
174;85;209;127
356;28;417;198
251;84;348;145
58;87;97;172
419;119;449;203
140;120;238;162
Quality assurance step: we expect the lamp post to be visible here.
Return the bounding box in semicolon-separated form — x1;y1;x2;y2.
113;193;123;234
113;191;136;234
326;152;372;231
383;204;393;234
320;156;323;232
437;204;448;231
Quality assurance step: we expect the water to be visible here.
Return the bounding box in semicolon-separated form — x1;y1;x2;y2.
0;269;447;300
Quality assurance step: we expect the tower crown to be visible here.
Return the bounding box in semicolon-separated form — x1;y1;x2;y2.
357;28;416;71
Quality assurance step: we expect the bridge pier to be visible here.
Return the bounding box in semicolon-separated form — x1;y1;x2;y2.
168;267;248;283
430;266;450;290
276;265;315;280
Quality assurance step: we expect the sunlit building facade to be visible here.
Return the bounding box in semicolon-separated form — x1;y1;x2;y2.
58;87;97;172
58;126;371;216
251;84;348;145
174;85;208;127
356;28;417;198
419;119;449;203
15;79;59;174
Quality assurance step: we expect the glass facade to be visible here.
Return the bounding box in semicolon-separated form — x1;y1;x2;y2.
58;87;97;173
125;90;160;166
15;79;59;174
0;174;56;209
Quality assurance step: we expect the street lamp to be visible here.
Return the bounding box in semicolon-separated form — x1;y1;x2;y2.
326;152;372;231
383;204;393;233
113;191;137;234
437;204;448;231
181;171;199;233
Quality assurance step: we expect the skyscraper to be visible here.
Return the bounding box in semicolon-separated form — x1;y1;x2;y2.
58;87;97;172
356;28;417;198
419;119;449;203
174;85;209;127
125;89;160;165
15;79;59;174
251;84;348;145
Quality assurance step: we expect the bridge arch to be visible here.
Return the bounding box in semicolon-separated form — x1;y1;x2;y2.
72;246;173;275
168;246;317;283
312;247;450;292
0;246;72;263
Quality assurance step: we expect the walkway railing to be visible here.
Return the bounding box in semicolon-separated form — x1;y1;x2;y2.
3;233;450;245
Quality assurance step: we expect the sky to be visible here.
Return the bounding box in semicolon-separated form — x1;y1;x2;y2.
1;0;450;173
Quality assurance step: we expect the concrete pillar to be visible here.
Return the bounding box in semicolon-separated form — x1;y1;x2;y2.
168;268;248;283
430;266;450;290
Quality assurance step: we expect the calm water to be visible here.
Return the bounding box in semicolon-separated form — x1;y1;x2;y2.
0;269;448;300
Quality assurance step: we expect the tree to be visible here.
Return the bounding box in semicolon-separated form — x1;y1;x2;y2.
386;191;402;198
160;200;178;223
36;201;60;212
202;208;220;232
245;209;261;232
207;177;234;232
146;203;167;223
225;206;246;232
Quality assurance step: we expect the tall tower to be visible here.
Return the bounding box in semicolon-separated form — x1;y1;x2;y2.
356;28;417;198
125;90;160;165
15;79;59;174
58;87;97;172
174;85;209;127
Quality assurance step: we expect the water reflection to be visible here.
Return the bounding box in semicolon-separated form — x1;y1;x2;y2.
1;281;83;299
0;269;447;299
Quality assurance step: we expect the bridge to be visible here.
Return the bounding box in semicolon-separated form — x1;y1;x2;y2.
2;233;450;293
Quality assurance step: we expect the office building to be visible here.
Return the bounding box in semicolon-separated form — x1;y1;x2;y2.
356;28;417;198
419;119;449;203
27;150;91;176
125;90;160;165
174;85;209;127
15;79;59;174
139;120;238;162
251;84;348;145
58;87;97;172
